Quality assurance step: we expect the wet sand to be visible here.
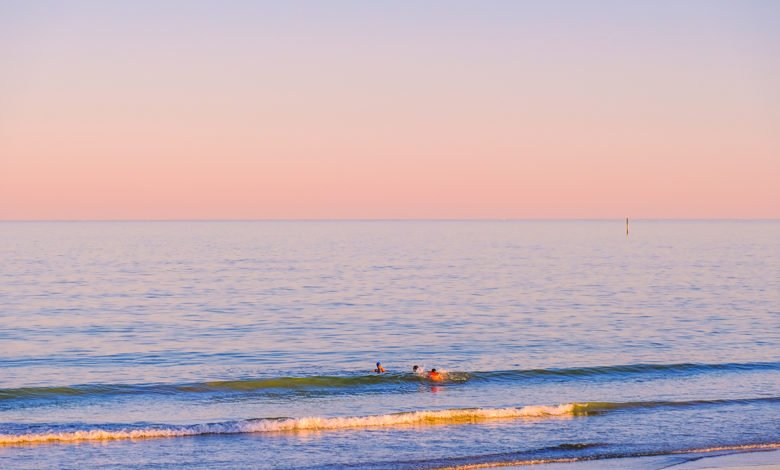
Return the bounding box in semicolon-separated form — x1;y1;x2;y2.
503;448;779;469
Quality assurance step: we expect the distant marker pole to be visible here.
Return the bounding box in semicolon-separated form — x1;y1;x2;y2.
626;217;629;235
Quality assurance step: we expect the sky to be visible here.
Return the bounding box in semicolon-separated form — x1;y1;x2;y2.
1;0;778;220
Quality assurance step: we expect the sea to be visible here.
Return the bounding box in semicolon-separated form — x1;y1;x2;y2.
0;220;778;469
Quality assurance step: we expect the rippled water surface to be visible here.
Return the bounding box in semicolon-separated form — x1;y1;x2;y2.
1;221;778;468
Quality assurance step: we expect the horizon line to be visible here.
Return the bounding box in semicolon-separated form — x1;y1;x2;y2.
2;218;778;222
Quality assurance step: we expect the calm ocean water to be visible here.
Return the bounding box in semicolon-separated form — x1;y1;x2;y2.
1;221;778;469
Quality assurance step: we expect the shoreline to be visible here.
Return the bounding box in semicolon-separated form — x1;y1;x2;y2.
503;448;780;469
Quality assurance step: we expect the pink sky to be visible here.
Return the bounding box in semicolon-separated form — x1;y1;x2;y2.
1;1;778;219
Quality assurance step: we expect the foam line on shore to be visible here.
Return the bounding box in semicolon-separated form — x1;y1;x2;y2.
433;443;780;469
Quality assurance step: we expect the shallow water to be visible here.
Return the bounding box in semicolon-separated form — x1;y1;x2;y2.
0;221;778;468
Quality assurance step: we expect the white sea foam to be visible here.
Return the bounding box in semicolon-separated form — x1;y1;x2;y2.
671;443;780;453
0;404;576;445
432;443;780;469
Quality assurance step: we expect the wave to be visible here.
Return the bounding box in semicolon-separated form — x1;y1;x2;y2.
2;397;778;445
0;404;575;445
430;443;780;469
0;375;423;401
3;361;777;401
482;360;780;379
573;396;779;415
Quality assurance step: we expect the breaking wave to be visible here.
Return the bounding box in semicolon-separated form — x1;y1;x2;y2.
0;404;576;444
2;397;777;445
431;443;780;469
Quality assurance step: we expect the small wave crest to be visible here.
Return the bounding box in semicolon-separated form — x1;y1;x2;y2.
0;374;431;401
571;396;779;415
3;361;776;402
432;442;780;469
482;361;780;381
0;404;576;445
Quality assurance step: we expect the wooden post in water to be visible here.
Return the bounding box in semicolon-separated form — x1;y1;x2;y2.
626;217;629;235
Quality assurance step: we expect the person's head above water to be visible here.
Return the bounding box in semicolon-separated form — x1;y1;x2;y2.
413;365;419;372
431;368;437;373
377;362;381;367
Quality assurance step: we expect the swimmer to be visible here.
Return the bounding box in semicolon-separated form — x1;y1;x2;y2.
372;362;386;374
428;368;442;381
413;365;419;373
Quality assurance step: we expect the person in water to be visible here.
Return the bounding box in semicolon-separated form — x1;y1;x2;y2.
413;365;419;373
372;362;386;373
428;368;442;381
